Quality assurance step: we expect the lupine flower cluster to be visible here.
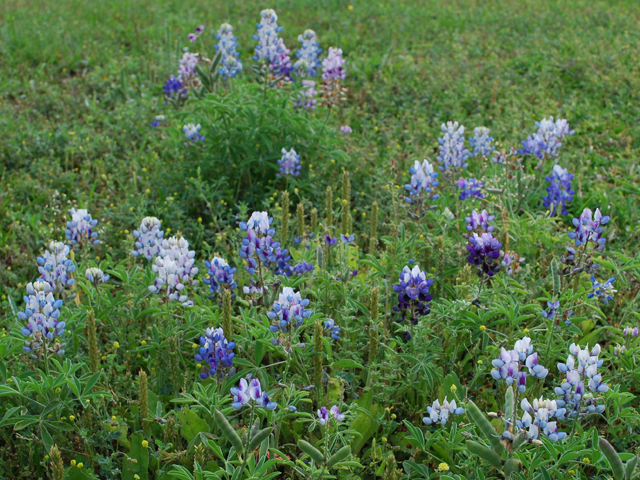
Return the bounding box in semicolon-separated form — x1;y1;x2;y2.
466;233;502;277
268;287;312;340
253;9;292;78
85;267;109;285
325;235;337;246
437;122;470;170
543;165;574;216
37;241;76;291
294;80;318;109
541;300;573;326
215;23;243;78
184;123;205;142
568;208;610;251
465;209;494;233
148;236;199;307
501;251;525;276
588;276;616;305
457;177;484;200
624;326;639;337
277;148;302;177
318;405;345;425
231;377;277;410
555;343;607;416
423;398;464;426
392;265;433;325
131;217;165;261
470;127;494;157
490;147;516;164
294;29;321;77
404;159;440;204
340;125;352;134
18;280;66;359
163;75;187;100
151;115;165;127
491;337;549;393
518;117;575;158
322;47;346;107
291;261;314;276
239;212;292;278
341;234;355;244
324;318;341;340
203;257;237;298
195;327;236;380
179;50;199;81
66;208;100;246
188;25;204;43
508;397;566;442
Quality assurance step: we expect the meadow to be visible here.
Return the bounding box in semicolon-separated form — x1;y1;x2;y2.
1;0;640;478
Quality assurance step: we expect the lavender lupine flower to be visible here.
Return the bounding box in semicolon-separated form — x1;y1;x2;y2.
614;344;627;357
543;165;574;216
556;343;607;416
277;148;302;177
568;208;610;250
203;257;237;297
501;251;525;275
340;125;352;135
18;280;66;359
85;267;109;285
541;300;560;320
392;265;434;325
131;217;164;261
340;234;355;244
588;276;616;304
457;177;484;200
518;117;575;158
195;327;235;379
623;326;639;337
294;29;321;77
466;233;502;277
318;405;345;425
270;247;293;276
231;377;277;410
291;261;314;276
215;23;243;78
491;337;548;393
404;159;440;204
268;287;312;337
148;236;199;307
423;398;464;426
188;25;205;43
37;241;76;291
66;208;100;246
465;209;495;233
178;50;199;80
325;235;337;246
470;127;494;157
183;123;205;142
322;47;346;107
294;80;318;109
510;397;566;442
324;318;341;340
437;122;470;170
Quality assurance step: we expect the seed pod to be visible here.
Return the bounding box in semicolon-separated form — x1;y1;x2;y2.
467;401;505;454
214;409;244;454
466;440;502;469
248;427;273;452
327;445;351;468
298;439;324;464
599;437;625;480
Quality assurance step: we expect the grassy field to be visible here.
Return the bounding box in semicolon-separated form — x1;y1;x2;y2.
2;0;640;478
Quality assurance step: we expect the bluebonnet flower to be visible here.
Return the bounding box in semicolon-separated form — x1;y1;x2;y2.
340;233;355;244
437;121;470;170
288;405;297;412
268;287;312;336
490;147;517;164
423;398;464;426
556;343;607;416
253;9;292;78
85;267;109;285
509;397;566;442
340;125;352;135
131;217;164;261
270;247;293;276
178;50;199;80
148;236;199;307
392;265;433;325
231;377;277;410
294;80;318;109
188;25;204;43
324;318;340;340
277;148;301;177
457;177;484;200
614;344;627;357
404;159;439;204
623;326;639;337
294;29;321;77
318;405;345;425
291;261;314;276
541;300;560;320
470;127;494;157
215;23;243;78
239;211;290;276
183;123;205;142
203;257;237;297
543;165;574;216
66;208;100;246
464;209;494;233
164;75;187;99
195;327;235;379
491;337;548;393
18;280;66;359
151;115;165;127
588;276;616;304
568;207;610;250
518;117;575;158
501;251;525;275
325;235;337;246
466;233;502;277
37;241;76;291
322;47;346;107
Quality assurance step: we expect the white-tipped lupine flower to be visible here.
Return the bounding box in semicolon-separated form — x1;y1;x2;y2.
294;29;322;77
437;121;470;170
423;397;464;426
148;236;198;307
215;23;243;78
470;126;494;157
65;208;100;246
37;241;76;291
131;217;165;261
85;267;109;285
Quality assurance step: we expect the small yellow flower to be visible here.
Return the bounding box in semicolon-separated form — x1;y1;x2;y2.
450;384;457;392
69;415;76;421
55;387;61;393
145;189;150;194
480;325;486;332
45;455;50;460
61;417;67;421
141;340;146;345
101;355;107;361
77;463;83;468
568;471;575;475
381;437;387;443
342;199;348;205
391;414;397;419
70;460;77;466
197;364;202;368
477;360;483;365
142;440;149;448
192;343;198;349
438;462;450;472
197;217;202;223
111;416;117;421
134;476;141;480
374;126;379;131
113;341;120;349
583;457;591;464
348;4;354;10
524;328;530;334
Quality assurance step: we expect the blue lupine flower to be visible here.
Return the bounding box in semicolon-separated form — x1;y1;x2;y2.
163;75;187;99
268;287;312;337
37;241;76;291
457;177;484;200
318;405;345;425
294;80;318;109
392;265;433;325
183;123;205;142
543;165;574;216
148;236;199;307
465;209;494;233
509;397;566;442
215;23;243;78
151;115;165;127
467;232;502;277
623;326;639;337
271;247;293;276
288;405;297;412
568;208;609;250
238;212;291;276
18;280;66;359
188;25;204;44
500;250;526;276
324;318;341;340
178;50;199;80
340;125;352;135
404;159;439;204
66;208;100;246
541;300;560;320
294;29;321;77
325;235;337;246
85;267;109;285
470;127;494;157
253;9;292;78
518;117;575;158
195;327;235;380
491;337;548;393
291;261;314;276
203;257;237;297
131;217;164;261
437;121;470;170
277;148;301;177
588;276;616;304
423;398;464;426
231;377;277;410
340;233;355;244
